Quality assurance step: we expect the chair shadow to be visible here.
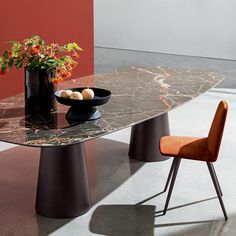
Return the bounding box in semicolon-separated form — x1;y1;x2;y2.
89;204;156;236
155;196;218;216
135;191;166;206
89;191;224;236
89;196;228;236
154;218;230;236
0;138;144;235
153;197;231;236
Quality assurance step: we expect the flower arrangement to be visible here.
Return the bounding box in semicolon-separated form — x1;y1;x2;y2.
0;35;83;83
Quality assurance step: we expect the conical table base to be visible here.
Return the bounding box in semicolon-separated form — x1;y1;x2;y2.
66;106;101;122
36;143;91;218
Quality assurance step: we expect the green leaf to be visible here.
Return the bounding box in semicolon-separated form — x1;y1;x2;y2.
8;58;14;67
38;40;43;45
29;57;34;62
32;35;40;39
60;57;65;62
0;57;2;63
47;61;57;68
26;43;33;47
1;61;7;71
47;59;56;63
3;50;8;59
15;59;23;68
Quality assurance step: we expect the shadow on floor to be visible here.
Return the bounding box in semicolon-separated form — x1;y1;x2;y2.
0;138;144;235
89;195;234;236
154;216;234;236
86;138;144;205
155;196;218;216
154;198;235;236
89;204;156;236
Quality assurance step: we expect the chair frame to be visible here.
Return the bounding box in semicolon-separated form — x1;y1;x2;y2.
163;157;228;220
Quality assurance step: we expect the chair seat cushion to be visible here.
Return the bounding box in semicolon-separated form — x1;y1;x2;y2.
160;136;212;161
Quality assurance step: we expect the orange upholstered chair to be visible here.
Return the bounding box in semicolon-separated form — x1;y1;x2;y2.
160;100;228;220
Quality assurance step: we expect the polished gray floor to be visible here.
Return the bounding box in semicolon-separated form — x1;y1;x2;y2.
95;47;236;88
0;48;236;235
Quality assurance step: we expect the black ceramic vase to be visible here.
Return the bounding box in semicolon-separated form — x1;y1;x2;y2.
25;69;57;114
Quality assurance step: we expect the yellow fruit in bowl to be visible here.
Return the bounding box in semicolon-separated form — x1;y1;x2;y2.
82;88;94;100
70;91;83;100
60;89;73;99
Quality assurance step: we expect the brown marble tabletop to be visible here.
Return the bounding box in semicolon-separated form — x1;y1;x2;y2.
0;66;223;147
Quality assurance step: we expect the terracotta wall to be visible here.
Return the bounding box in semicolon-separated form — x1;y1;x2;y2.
0;0;94;99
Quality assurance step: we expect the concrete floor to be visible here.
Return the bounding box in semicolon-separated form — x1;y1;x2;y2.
0;48;236;235
95;47;236;88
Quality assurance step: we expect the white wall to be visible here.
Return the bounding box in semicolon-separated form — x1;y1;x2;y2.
94;0;236;60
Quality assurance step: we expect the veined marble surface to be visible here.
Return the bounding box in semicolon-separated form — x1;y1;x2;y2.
0;66;223;147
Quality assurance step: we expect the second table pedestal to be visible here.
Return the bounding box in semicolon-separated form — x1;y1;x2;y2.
129;113;170;162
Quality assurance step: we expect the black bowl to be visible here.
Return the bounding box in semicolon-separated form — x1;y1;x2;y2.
54;87;111;122
55;87;111;108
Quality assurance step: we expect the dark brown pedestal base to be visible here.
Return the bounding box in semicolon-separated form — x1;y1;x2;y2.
36;143;91;218
129;113;170;162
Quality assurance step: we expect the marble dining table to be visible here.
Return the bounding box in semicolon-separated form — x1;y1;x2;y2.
0;66;223;218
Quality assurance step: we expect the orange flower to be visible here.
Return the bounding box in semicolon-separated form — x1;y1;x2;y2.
52;78;59;84
68;62;77;69
30;45;41;55
61;71;71;79
30;47;39;54
72;53;79;60
52;76;63;84
65;71;71;78
35;44;41;50
8;50;12;56
56;68;61;74
61;72;67;78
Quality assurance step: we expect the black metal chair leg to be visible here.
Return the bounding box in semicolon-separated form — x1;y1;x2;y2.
163;158;181;215
207;162;228;220
164;158;176;192
210;163;223;196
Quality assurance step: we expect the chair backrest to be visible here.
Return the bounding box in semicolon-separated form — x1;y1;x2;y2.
207;100;228;162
